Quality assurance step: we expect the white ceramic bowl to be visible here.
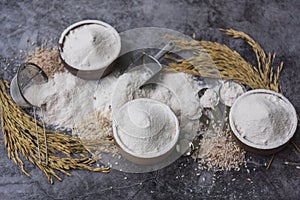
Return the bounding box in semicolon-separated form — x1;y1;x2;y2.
113;98;180;165
58;20;121;80
229;89;298;154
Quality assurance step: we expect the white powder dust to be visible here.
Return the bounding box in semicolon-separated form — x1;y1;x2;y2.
63;24;120;70
233;93;293;147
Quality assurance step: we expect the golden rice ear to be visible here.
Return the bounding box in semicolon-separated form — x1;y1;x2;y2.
165;29;283;92
0;80;109;184
291;141;300;152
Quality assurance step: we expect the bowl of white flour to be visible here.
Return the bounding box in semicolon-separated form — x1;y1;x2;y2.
229;89;298;154
113;98;180;165
59;20;121;80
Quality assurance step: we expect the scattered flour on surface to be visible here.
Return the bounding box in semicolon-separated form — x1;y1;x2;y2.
24;71;118;129
23;65;203;158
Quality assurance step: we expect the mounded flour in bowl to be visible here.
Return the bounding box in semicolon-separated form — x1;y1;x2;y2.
62;24;120;70
114;99;178;156
232;91;295;148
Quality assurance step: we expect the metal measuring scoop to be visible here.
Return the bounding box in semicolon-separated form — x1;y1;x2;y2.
10;63;49;165
138;41;175;88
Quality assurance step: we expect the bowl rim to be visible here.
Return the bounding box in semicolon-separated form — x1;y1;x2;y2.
58;19;121;72
113;98;180;159
229;89;298;150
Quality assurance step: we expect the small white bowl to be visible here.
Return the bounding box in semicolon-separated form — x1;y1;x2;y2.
218;80;246;107
229;89;298;154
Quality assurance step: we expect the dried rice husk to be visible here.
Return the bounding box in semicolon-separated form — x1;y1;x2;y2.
26;46;65;78
165;29;283;92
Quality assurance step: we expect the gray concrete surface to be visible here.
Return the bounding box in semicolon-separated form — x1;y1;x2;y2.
0;0;299;199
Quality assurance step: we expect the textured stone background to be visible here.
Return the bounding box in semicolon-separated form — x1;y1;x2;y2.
0;0;299;199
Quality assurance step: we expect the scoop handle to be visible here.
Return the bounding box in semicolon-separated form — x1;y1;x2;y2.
154;41;175;60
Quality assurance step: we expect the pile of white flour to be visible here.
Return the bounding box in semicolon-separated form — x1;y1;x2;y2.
24;71;118;129
63;24;120;70
23;67;203;151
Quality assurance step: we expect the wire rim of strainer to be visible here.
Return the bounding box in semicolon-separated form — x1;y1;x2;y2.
16;62;48;108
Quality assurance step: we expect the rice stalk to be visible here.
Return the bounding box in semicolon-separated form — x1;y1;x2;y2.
0;80;109;184
266;154;275;170
291;141;300;153
165;29;283;92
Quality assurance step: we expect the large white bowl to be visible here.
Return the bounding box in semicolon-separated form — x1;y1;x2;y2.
229;89;298;154
113;98;180;165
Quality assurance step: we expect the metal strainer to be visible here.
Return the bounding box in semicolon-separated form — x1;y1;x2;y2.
10;63;49;164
